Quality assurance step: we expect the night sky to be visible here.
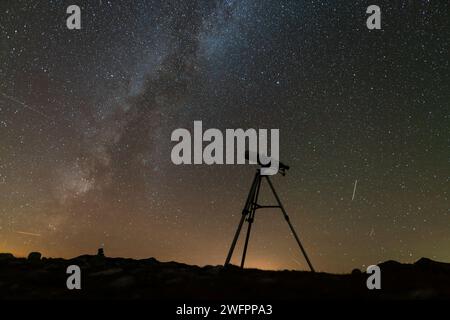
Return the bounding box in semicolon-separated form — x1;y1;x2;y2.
0;0;448;273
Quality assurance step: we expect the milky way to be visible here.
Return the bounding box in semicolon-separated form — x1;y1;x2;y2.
0;0;449;272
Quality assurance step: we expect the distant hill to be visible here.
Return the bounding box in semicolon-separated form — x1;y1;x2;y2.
0;252;449;300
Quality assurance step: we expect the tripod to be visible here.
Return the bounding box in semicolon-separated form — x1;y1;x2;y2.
224;169;315;272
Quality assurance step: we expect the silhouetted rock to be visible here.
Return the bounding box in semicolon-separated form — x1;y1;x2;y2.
97;248;105;257
351;268;362;275
27;252;42;262
0;253;14;262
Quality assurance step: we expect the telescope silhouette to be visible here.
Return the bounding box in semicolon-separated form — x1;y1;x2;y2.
244;150;289;175
225;150;315;271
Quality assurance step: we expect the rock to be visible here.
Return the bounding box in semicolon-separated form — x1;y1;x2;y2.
27;252;42;262
351;268;362;275
0;253;14;262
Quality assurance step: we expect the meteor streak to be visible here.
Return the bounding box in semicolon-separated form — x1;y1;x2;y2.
15;231;42;237
352;179;358;201
0;92;53;122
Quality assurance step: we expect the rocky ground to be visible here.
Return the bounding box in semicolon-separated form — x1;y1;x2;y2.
1;252;449;300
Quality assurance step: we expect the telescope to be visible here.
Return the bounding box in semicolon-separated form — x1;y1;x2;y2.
225;150;315;272
244;150;290;176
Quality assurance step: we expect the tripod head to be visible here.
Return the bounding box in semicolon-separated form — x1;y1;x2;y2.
245;150;290;176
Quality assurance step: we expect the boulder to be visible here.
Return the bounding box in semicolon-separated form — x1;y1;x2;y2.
351;268;362;276
97;248;105;257
0;253;15;262
27;252;42;262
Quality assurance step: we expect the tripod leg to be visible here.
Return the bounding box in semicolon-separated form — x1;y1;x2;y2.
224;171;259;266
240;175;262;268
240;214;254;268
265;176;315;272
224;213;246;266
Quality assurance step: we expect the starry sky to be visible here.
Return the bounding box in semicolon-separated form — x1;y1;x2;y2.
0;0;448;273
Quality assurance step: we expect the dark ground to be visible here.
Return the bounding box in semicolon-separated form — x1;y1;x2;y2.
1;252;449;300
